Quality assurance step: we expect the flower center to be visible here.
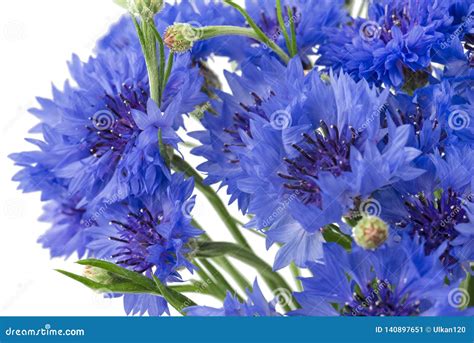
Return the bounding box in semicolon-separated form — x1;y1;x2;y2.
400;189;470;267
341;280;422;316
380;6;412;42
109;206;164;273
86;83;148;159
278;122;355;206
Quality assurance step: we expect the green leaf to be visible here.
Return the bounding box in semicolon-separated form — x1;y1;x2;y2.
152;276;196;315
56;269;156;294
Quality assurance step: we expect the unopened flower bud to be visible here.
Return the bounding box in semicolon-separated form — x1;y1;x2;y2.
164;23;198;53
128;0;163;21
352;216;389;250
83;266;115;285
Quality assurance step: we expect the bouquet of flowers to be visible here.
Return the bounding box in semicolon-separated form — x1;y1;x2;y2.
10;0;473;316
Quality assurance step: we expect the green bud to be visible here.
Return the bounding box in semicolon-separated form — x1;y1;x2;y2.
128;0;163;21
164;23;198;53
83;266;116;285
352;216;389;250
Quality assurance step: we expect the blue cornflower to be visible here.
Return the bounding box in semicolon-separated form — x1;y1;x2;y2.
37;194;92;259
190;56;289;212
386;79;474;153
185;279;280;316
220;59;423;269
318;0;455;88
11;42;205;205
292;241;472;316
374;145;474;279
86;173;201;316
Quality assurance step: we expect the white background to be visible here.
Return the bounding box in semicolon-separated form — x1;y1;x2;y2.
0;0;293;316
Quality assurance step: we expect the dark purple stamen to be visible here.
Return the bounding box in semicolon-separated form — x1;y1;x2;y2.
85;83;148;159
398;189;470;268
109;207;163;273
341;280;421;316
279;122;355;206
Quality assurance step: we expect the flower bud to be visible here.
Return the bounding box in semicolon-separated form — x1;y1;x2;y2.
128;0;163;21
83;266;115;285
352;216;389;250
164;23;197;53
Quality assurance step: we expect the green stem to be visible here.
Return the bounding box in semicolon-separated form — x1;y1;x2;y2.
289;262;303;291
287;7;297;56
169;282;215;297
199;259;243;301
172;155;252;251
221;1;291;63
150;25;165;104
163;52;174;90
196;241;297;312
214;256;251;293
276;0;292;55
141;22;160;104
196;25;289;63
194;260;226;301
196;224;252;294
